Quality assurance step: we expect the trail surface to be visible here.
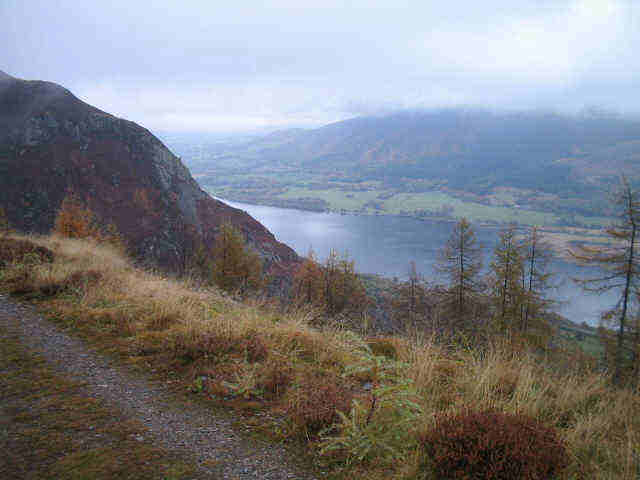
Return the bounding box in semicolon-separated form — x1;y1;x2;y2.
0;294;318;479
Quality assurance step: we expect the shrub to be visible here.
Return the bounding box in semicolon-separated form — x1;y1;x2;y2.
171;330;267;365
320;380;422;466
37;270;103;298
242;334;268;362
320;344;422;466
286;373;353;439
257;360;293;399
418;409;568;480
0;238;54;268
366;336;398;359
0;239;55;295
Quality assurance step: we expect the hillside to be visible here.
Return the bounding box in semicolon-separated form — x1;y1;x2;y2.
1;233;638;479
175;109;640;226
0;71;299;282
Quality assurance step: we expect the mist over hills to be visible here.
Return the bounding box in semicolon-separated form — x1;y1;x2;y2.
215;109;640;192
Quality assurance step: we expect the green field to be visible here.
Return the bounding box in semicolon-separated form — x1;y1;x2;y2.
199;169;614;228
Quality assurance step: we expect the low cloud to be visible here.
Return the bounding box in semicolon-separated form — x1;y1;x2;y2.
2;0;637;131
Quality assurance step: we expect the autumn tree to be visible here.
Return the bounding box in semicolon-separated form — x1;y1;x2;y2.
322;249;368;319
489;224;525;335
435;218;483;330
54;191;99;239
335;251;368;319
324;249;340;316
211;222;263;295
571;177;640;385
292;248;325;307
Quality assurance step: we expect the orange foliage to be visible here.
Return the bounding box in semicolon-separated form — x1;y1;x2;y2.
54;192;98;239
53;192;123;250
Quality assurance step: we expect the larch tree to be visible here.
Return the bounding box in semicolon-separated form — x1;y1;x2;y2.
320;249;368;320
435;218;483;324
520;226;555;337
333;251;368;318
391;261;432;333
324;249;340;316
489;224;525;335
292;248;325;306
54;191;98;239
571;176;640;385
211;222;263;295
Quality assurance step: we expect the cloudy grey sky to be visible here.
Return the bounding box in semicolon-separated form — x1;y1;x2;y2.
2;0;637;132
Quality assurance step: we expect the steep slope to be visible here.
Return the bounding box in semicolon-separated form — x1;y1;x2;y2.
0;72;299;281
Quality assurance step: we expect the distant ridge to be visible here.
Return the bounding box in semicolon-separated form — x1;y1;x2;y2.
0;70;15;81
229;109;640;193
0;74;300;285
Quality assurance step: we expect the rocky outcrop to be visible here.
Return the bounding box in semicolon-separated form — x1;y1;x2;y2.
0;72;299;284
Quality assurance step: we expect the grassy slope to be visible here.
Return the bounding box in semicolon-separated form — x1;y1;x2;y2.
1;234;639;479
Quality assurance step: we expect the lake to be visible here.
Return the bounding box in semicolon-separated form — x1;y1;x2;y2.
219;197;617;326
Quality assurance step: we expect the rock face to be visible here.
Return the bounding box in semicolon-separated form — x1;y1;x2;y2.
0;73;299;284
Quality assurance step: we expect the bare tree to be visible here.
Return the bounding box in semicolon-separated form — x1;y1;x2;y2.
392;261;431;333
571;176;640;385
520;226;555;335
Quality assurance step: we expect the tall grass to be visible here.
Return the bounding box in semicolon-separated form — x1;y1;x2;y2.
2;233;638;479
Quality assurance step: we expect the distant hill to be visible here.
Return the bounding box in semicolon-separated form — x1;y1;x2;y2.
181;109;640;224
0;72;299;283
219;110;640;193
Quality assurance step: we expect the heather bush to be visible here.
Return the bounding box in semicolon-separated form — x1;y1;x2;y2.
171;330;267;365
285;373;353;439
418;409;569;480
257;359;293;400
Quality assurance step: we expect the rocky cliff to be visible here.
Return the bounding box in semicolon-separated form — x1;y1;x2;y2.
0;71;299;284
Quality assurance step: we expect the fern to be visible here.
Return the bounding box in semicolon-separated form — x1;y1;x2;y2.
320;347;423;465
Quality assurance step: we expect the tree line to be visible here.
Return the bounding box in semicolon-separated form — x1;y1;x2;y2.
389;220;554;349
290;177;640;387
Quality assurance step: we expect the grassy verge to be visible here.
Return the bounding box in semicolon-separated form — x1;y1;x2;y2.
0;324;198;480
1;234;639;479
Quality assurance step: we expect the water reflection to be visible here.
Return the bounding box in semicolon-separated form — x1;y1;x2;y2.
220;198;616;326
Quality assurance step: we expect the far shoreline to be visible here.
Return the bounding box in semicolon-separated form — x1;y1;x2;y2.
211;192;614;264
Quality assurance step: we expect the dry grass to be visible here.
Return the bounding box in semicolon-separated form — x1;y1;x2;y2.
1;233;639;479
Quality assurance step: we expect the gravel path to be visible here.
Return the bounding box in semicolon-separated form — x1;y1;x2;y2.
0;294;318;479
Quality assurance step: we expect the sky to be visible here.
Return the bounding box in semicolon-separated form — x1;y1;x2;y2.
1;0;638;133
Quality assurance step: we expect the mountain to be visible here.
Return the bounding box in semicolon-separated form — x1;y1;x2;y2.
220;110;640;192
184;109;640;224
0;72;299;282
